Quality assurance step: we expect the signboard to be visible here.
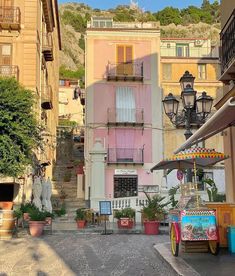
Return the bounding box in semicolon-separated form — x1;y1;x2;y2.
177;170;184;181
138;185;159;193
99;201;112;215
181;210;217;241
115;169;137;175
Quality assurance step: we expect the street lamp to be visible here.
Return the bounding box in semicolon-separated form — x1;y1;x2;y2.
162;71;213;181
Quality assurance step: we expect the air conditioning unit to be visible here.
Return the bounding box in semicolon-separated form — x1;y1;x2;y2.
195;40;203;46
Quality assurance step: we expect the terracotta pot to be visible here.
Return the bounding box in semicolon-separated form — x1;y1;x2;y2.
76;220;86;229
144;221;160;235
23;213;30;221
0;202;13;210
29;221;45;237
117;218;134;229
45;217;52;225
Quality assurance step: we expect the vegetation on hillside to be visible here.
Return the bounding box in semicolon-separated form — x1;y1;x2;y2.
59;0;221;79
0;78;42;177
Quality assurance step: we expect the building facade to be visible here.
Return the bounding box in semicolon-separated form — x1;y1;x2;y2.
0;0;61;203
85;18;163;219
161;38;225;198
217;2;235;202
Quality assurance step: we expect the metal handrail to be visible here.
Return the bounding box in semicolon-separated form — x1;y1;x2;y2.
107;148;144;164
107;108;144;124
0;65;19;80
0;7;21;25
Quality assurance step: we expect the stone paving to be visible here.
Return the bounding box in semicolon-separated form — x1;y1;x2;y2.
0;232;177;276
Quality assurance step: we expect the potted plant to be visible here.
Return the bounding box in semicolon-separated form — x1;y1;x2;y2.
114;207;135;229
142;193;169;235
28;208;46;237
20;202;37;221
43;211;54;225
75;208;86;228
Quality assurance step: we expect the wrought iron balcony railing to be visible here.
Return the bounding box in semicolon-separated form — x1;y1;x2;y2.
80;91;85;106
0;65;19;80
107;108;144;125
0;6;21;30
41;85;53;110
107;62;143;82
107;148;144;164
42;32;53;61
220;9;235;77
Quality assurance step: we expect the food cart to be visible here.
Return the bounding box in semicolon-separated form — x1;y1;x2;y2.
151;147;228;256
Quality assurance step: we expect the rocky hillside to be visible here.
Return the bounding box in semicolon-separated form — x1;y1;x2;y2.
59;1;221;76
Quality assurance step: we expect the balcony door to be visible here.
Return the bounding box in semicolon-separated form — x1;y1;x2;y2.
0;0;14;22
116;129;135;162
116;45;133;75
0;44;12;76
116;86;135;123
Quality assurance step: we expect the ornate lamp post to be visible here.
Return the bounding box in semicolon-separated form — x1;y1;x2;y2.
162;71;213;181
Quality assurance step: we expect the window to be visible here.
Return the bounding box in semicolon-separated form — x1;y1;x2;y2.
116;87;135;122
176;44;189;57
116;45;133;75
0;44;11;65
193;171;213;191
114;176;138;198
198;64;206;80
162;64;172;80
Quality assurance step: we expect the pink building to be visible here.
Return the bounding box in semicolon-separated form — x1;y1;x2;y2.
85;18;163;220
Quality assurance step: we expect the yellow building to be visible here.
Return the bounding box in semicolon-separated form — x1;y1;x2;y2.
161;38;223;156
161;38;225;194
0;0;61;202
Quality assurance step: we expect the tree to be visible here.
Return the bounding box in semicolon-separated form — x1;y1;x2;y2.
154;7;182;25
0;78;42;177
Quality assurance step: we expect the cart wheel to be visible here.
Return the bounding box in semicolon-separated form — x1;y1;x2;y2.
170;224;179;257
208;240;220;255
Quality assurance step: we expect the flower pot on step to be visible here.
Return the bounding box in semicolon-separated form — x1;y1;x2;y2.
76;220;86;229
144;221;160;235
117;218;134;229
29;221;45;237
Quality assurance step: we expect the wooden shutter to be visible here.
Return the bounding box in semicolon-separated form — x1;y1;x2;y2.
0;0;13;6
117;45;124;75
125;46;133;75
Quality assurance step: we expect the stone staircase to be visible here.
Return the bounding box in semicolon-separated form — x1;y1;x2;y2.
51;134;85;228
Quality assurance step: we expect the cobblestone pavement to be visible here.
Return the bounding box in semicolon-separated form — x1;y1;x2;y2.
0;232;176;276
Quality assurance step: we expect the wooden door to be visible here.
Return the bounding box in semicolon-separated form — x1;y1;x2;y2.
218;207;235;247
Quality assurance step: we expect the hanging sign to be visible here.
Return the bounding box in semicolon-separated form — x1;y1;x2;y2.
177;170;184;181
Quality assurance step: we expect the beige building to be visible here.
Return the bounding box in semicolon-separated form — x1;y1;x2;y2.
161;38;225;194
0;0;61;202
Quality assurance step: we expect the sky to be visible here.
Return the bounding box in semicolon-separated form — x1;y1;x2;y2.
58;0;208;12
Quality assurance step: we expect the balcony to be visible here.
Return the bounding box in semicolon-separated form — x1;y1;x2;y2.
107;148;144;164
107;62;143;82
41;0;54;32
0;65;19;80
220;9;235;83
41;85;53;110
42;33;53;61
80;91;85;106
0;6;21;30
107;108;144;126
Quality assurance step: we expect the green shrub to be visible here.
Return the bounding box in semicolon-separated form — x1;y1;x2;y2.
75;208;86;220
28;208;47;221
63;171;71;182
114;207;135;219
14;208;23;219
142;193;169;221
20;202;37;213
